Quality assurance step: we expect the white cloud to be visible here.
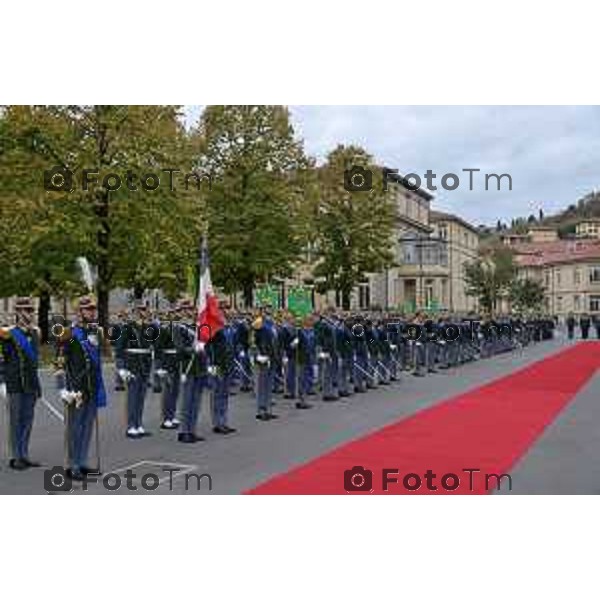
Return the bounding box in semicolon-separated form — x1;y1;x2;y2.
185;105;600;225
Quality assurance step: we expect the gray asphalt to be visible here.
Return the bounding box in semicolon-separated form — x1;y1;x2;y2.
0;337;592;494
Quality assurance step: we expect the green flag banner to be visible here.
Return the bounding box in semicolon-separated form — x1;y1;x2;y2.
287;286;313;317
255;285;281;308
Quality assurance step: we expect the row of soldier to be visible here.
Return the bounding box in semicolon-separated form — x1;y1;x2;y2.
0;294;556;480
565;314;600;340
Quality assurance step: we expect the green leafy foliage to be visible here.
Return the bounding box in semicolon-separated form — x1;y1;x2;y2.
312;145;396;310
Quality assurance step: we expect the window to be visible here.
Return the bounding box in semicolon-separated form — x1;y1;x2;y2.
590;266;600;283
556;269;561;286
464;232;468;246
574;269;581;285
439;246;448;267
590;295;600;312
556;296;563;312
574;295;581;311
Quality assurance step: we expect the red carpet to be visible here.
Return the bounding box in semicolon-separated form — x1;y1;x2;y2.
247;343;600;494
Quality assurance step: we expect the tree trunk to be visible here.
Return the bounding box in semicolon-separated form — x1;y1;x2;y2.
94;110;111;328
133;282;145;300
38;289;50;343
341;287;351;311
243;278;254;308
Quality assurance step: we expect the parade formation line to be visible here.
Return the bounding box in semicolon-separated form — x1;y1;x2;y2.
247;342;600;494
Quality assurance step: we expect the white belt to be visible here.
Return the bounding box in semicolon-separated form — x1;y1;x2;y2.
127;348;151;354
163;349;177;354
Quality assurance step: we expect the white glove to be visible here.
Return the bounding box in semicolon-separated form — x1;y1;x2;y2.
282;356;289;365
239;350;246;358
193;341;205;353
155;369;168;378
118;369;134;382
256;355;269;365
0;383;6;400
60;389;82;405
180;374;187;385
318;352;330;360
207;366;217;376
291;337;299;348
389;344;398;351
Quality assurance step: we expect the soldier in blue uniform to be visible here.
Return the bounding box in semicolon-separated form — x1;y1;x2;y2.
253;312;278;420
580;313;591;339
0;297;42;471
375;318;392;384
111;311;127;391
234;313;253;392
281;312;299;400
177;308;210;443
296;315;315;409
412;313;428;377
385;318;402;380
55;296;107;480
315;312;340;400
154;302;186;430
337;315;354;396
207;305;237;434
352;315;370;392
115;300;154;439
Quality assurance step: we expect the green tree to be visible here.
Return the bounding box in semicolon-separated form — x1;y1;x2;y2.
312;145;396;310
195;105;313;306
0;105;201;327
464;246;516;315
509;278;545;314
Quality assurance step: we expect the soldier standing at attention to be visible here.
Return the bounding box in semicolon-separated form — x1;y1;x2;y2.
253;312;278;420
234;313;253;392
116;300;154;439
594;314;600;340
296;314;316;409
111;311;127;391
580;313;591;340
178;311;210;443
0;297;42;471
55;296;107;480
207;304;237;434
315;311;340;401
154;302;186;430
337;314;354;396
566;313;576;340
281;312;299;400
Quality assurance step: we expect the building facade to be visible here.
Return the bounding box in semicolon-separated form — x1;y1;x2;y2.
575;218;600;239
354;183;480;313
514;238;600;317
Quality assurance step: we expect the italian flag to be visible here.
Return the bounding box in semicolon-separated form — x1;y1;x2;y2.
196;235;224;343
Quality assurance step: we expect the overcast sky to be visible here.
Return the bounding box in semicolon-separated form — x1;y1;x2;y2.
185;106;600;226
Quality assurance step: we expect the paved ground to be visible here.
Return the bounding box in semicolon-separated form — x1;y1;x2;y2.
0;336;595;494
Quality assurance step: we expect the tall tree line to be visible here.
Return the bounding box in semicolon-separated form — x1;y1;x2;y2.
0;105;398;330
